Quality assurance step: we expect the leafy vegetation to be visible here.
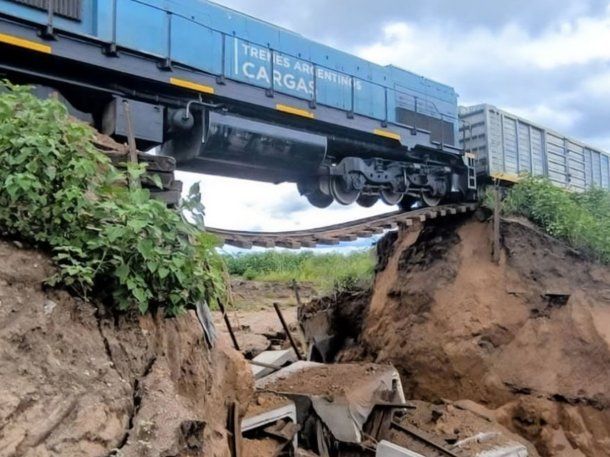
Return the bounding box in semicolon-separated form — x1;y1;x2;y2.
501;176;610;263
224;250;375;292
0;81;225;315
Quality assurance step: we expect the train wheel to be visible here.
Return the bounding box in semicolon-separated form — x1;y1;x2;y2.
422;192;442;207
380;189;402;206
356;194;379;208
305;189;333;208
330;176;360;205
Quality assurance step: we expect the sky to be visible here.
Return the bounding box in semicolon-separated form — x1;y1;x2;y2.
181;0;610;235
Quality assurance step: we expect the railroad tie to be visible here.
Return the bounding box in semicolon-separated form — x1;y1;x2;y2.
207;203;478;250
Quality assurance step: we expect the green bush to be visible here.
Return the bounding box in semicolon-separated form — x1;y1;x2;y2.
0;82;225;315
223;250;375;292
502;176;610;263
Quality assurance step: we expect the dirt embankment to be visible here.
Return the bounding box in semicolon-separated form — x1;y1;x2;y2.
0;240;253;457
335;217;610;457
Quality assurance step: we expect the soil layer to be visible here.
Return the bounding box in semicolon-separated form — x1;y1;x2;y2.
342;217;610;457
0;240;253;457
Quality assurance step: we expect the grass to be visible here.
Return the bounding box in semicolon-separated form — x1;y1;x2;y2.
223;250;376;292
501;176;610;263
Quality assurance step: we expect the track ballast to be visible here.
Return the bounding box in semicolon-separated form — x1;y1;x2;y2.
207;202;478;249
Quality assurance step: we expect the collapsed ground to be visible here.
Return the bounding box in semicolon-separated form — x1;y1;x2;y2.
4;213;610;456
0;239;252;456
297;215;610;457
207;212;610;456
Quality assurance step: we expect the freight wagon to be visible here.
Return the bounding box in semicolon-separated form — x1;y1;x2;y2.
459;104;610;191
0;0;476;209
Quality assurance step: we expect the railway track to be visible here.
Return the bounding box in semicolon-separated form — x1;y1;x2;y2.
207;202;478;249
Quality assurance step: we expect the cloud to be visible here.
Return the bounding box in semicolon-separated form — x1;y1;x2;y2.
177;172;391;232
211;0;609;47
354;8;610;148
270;198;310;216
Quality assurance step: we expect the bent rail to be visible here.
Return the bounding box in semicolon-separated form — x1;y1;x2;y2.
207;203;478;249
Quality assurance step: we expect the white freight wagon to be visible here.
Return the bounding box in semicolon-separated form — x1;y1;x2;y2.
459;104;610;191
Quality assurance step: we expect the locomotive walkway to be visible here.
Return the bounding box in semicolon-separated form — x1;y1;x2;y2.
207;202;478;249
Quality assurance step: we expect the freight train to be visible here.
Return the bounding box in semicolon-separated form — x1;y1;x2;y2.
0;1;606;210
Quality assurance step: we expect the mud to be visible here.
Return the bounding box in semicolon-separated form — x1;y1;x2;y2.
213;305;305;359
333;217;610;457
242;437;283;457
260;362;393;397
0;240;253;457
299;289;371;362
389;400;539;456
245;392;292;419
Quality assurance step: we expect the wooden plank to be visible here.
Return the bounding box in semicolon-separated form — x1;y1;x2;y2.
493;188;501;264
150;190;181;206
169;180;183;192
275;240;300;249
107;152;177;172
141;171;175;189
335;234;358;242
230;239;253;249
299;240;318;248
252;239;276;248
314;237;340;245
138;154;176;172
122;101;140;190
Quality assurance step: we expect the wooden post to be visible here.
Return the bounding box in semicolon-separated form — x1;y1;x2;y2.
228;402;242;457
217;300;241;352
493;185;501;264
273;302;304;361
291;279;302;307
122;100;141;190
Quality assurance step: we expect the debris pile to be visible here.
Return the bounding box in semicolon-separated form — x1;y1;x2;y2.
296;216;610;457
4;207;608;456
233;240;540;456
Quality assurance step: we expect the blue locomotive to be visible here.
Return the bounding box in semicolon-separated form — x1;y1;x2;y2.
0;0;476;208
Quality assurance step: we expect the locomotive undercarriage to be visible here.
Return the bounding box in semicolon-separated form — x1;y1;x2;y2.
297;156;454;209
164;108;468;210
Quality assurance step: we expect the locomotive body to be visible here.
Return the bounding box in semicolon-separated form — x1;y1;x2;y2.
0;0;474;207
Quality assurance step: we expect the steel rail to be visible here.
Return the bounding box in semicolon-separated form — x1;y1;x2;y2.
207;202;478;249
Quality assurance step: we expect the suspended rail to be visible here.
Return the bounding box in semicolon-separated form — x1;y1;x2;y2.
207;203;478;249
